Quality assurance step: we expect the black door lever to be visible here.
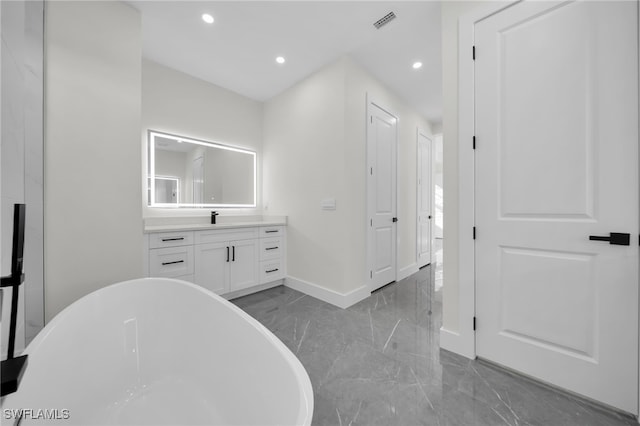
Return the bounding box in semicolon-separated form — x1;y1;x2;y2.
589;232;630;246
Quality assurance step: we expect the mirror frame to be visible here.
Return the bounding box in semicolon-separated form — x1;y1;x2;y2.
147;130;257;208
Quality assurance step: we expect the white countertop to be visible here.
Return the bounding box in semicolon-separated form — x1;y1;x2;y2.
143;215;287;233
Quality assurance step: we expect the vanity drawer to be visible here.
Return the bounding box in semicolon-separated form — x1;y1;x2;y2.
260;237;282;260
260;226;283;237
195;227;259;245
149;231;194;249
260;260;284;283
150;246;194;278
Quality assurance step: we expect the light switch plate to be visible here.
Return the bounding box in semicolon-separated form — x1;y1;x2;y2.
321;198;336;210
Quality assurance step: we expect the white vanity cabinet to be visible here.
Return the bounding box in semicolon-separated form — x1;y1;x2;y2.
194;228;260;294
145;222;286;299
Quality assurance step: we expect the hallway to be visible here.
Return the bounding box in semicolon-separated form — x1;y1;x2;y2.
233;247;634;425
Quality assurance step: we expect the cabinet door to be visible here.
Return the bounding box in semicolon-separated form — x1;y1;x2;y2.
229;239;259;292
195;242;229;294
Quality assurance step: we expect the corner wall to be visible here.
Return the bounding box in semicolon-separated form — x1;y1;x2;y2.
441;1;500;350
45;1;143;321
263;58;348;295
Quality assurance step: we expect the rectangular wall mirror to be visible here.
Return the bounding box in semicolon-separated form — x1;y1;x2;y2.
148;130;257;208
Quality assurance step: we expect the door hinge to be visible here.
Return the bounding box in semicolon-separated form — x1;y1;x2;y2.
473;316;476;331
473;227;476;240
472;45;476;60
370;218;373;227
370;116;373;124
370;270;373;279
473;136;476;150
370;167;373;175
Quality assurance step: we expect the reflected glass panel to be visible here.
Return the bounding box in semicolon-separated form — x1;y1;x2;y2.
148;130;256;208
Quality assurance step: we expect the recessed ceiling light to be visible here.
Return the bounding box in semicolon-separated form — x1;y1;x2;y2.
412;61;423;69
202;13;214;24
276;56;286;64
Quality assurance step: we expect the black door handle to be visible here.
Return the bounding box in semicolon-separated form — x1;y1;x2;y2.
232;246;235;261
392;217;398;223
428;215;432;219
589;232;630;246
161;260;184;266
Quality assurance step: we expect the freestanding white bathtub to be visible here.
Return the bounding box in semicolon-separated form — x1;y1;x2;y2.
0;278;313;425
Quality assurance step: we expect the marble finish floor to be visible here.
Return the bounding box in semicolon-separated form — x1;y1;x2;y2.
232;264;635;425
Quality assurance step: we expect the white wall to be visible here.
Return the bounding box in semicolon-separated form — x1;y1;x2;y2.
263;58;348;294
142;59;263;216
264;55;433;302
45;1;143;321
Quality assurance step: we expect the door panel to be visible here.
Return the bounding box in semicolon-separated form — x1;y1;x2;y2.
375;120;394;213
368;102;397;290
375;227;393;274
499;247;596;358
417;132;432;267
475;0;638;414
229;239;259;292
195;242;228;294
498;2;594;218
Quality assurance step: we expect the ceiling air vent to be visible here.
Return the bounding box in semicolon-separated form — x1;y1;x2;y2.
373;12;396;29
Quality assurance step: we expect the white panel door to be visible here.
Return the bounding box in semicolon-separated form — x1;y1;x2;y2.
417;130;432;267
368;102;397;291
475;0;638;414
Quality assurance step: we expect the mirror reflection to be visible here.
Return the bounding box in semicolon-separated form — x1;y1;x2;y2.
148;131;256;208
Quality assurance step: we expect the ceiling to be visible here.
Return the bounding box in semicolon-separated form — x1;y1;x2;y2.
129;1;442;125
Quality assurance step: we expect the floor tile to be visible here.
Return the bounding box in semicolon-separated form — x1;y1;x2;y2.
232;244;635;426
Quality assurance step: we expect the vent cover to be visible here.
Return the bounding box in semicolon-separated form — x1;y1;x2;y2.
373;12;396;29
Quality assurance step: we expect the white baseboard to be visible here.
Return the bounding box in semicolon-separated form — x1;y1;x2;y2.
439;327;475;359
224;279;283;300
398;263;419;281
285;276;370;309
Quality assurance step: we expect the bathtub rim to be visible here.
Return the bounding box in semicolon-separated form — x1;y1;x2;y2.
3;277;314;426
